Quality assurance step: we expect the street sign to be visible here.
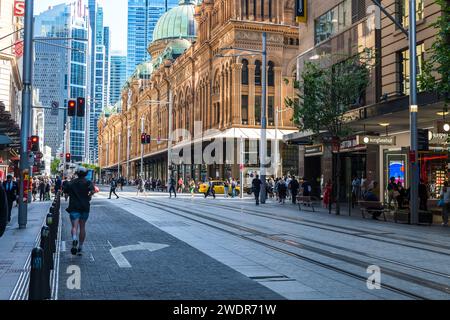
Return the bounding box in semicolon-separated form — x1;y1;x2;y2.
356;135;396;146
51;101;59;116
35;151;43;160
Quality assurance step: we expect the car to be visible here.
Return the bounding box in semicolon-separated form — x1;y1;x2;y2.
199;180;240;195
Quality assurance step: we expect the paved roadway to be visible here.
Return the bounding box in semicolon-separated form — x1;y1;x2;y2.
56;187;450;300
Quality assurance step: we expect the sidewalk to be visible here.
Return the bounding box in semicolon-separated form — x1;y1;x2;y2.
0;201;51;300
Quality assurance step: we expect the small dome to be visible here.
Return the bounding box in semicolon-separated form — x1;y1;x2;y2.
134;61;153;79
167;38;192;55
153;1;197;42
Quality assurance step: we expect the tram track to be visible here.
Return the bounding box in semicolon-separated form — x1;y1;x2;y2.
174;198;450;255
122;195;450;300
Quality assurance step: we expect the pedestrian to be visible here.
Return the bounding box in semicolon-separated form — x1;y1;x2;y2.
277;178;287;204
387;177;398;210
108;178;119;199
440;181;450;226
204;178;216;199
189;179;196;198
231;178;237;198
396;181;406;209
3;175;18;224
0;182;8;237
45;180;51;201
32;178;37;202
224;179;230;198
286;176;292;200
39;179;45;201
168;176;177;198
136;177;146;196
178;177;184;193
351;176;361;207
62;177;69;201
301;177;312;197
252;174;262;205
289;176;300;204
363;186;383;220
419;179;429;211
65;167;95;256
54;176;62;196
323;180;333;212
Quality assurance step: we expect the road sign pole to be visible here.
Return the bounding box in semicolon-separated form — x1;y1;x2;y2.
260;32;267;204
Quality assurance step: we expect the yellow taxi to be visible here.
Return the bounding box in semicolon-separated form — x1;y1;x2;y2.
198;180;240;195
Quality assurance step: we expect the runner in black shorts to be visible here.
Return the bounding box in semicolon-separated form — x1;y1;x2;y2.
65;167;95;256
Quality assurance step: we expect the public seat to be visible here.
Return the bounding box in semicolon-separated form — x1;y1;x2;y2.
297;195;315;212
358;201;387;222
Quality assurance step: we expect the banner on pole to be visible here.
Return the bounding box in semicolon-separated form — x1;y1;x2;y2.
13;41;24;58
296;0;307;23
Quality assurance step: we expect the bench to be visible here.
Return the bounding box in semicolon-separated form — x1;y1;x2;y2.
358;201;387;222
297;196;315;212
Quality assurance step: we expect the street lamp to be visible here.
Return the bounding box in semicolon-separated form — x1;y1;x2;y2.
216;32;268;204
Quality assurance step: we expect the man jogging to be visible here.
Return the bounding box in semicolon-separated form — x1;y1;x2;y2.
65;167;95;256
108;178;119;199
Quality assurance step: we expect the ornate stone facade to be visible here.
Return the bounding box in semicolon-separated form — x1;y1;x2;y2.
99;0;300;183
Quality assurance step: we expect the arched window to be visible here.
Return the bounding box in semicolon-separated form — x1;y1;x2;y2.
268;61;275;86
242;59;249;85
255;60;262;85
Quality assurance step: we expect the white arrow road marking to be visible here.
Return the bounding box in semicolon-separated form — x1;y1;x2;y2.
110;242;169;268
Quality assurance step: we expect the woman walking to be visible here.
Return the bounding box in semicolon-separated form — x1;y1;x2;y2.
189;180;196;198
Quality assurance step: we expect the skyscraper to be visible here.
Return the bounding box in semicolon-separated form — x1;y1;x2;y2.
109;54;127;108
87;2;111;164
127;0;178;76
34;1;89;162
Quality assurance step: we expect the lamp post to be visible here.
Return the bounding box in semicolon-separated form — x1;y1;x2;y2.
140;117;144;179
409;0;419;224
18;0;34;229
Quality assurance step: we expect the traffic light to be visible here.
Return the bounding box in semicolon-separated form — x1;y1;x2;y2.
30;135;39;152
141;133;146;144
65;153;71;163
146;134;151;144
68;100;76;116
77;97;85;117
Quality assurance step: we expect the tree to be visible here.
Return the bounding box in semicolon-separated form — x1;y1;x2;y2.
418;0;450;106
285;50;372;215
51;158;61;176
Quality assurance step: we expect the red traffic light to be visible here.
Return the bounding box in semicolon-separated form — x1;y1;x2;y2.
30;135;39;152
68;100;76;116
77;97;85;117
65;153;71;162
146;135;151;144
141;133;146;144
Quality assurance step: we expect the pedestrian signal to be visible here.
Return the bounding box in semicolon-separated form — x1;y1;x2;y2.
77;97;85;117
68;100;76;116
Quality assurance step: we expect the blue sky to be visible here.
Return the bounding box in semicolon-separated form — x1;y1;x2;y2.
34;0;128;54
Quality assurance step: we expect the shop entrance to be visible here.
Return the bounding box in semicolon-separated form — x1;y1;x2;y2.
419;152;449;199
304;155;322;198
336;152;367;201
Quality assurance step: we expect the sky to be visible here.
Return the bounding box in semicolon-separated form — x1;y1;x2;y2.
34;0;128;54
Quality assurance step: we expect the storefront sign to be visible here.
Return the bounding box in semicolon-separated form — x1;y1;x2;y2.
336;137;365;153
304;145;323;157
357;135;396;146
14;0;25;17
429;132;449;145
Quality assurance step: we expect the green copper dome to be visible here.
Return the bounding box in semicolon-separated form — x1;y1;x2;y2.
152;0;197;42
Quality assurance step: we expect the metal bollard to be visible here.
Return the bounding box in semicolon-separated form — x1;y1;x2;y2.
28;247;46;300
46;214;56;254
39;227;52;300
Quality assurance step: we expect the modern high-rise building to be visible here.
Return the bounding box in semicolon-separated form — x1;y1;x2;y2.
34;1;89;163
109;54;127;108
126;0;178;77
87;2;111;164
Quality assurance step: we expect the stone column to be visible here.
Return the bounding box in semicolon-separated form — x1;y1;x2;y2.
219;73;225;129
248;65;256;126
232;63;242;124
274;66;283;126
